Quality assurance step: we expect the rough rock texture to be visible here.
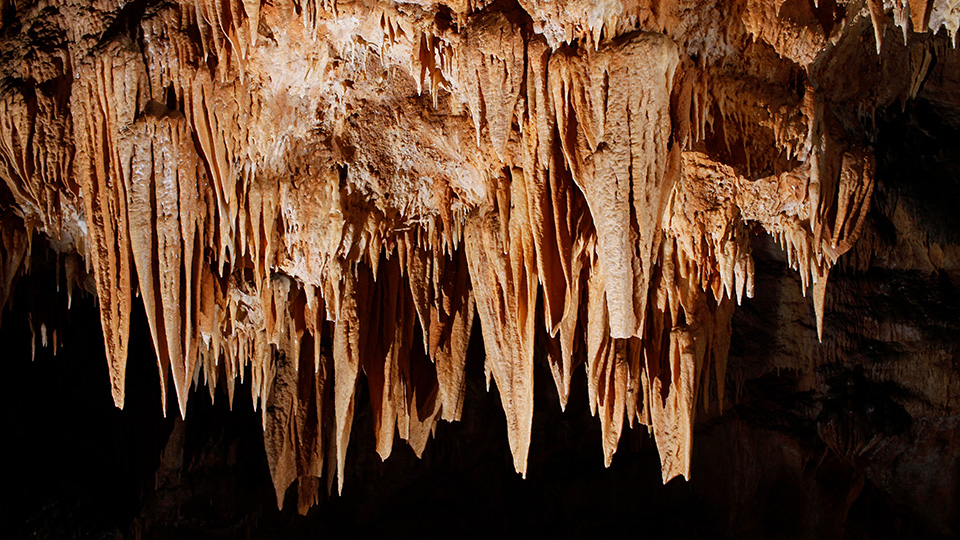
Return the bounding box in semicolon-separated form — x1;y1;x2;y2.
2;0;959;526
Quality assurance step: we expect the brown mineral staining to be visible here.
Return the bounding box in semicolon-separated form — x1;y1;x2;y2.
1;0;953;512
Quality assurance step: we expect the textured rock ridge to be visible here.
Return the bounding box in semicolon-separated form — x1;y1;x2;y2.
0;0;955;512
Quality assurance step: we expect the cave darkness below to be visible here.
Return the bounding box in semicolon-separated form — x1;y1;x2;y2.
3;96;959;539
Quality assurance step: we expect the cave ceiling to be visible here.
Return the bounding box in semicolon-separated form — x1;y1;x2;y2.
1;0;958;513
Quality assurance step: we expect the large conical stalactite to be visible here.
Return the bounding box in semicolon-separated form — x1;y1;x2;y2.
464;172;540;476
550;32;680;340
4;0;952;513
70;39;144;408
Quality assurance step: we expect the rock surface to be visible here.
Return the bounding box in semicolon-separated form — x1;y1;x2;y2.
1;0;958;529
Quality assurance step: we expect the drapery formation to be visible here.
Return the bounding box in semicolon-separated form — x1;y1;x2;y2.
3;0;951;512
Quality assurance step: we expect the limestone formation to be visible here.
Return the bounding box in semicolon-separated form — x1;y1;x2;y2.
1;0;955;512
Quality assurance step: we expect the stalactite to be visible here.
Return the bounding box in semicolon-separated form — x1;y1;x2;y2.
327;261;362;494
71;39;145;409
464;169;539;476
0;214;28;325
407;240;475;422
550;32;680;340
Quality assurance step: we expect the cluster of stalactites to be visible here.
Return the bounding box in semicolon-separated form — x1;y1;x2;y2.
0;0;893;513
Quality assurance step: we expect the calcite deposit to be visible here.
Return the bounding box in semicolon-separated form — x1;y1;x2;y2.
1;0;957;514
